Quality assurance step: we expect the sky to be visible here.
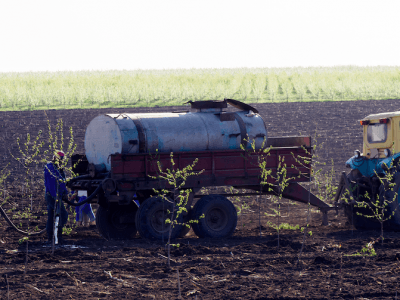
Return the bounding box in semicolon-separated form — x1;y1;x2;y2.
0;0;399;73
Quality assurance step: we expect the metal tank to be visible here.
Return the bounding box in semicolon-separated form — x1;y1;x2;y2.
84;99;268;172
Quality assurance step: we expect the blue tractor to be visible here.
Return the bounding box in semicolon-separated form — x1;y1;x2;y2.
337;110;400;230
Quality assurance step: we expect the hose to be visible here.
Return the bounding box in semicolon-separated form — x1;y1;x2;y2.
0;181;102;236
0;172;110;235
67;174;91;183
63;173;110;207
350;156;366;168
0;205;46;236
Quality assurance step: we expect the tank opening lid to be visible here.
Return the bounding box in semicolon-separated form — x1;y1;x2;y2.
224;98;259;114
186;99;259;114
186;100;228;110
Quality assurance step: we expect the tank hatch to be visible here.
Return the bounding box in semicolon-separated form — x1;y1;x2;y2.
187;100;228;110
186;99;258;114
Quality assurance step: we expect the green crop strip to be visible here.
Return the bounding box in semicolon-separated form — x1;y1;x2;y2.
0;66;399;111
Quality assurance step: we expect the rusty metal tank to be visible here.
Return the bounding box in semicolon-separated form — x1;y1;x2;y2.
84;99;268;171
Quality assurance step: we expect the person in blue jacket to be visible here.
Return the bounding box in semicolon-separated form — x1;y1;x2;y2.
73;190;96;226
44;151;69;244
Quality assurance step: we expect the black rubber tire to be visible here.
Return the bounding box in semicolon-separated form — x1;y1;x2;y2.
344;203;381;230
386;197;400;231
345;202;400;231
136;197;183;240
191;194;237;238
96;203;137;240
343;172;400;231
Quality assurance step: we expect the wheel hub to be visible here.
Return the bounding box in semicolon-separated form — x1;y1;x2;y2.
151;209;171;233
206;207;227;231
110;210;128;230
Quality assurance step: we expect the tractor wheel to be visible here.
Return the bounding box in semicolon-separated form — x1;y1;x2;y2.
344;199;400;231
385;196;400;231
343;203;381;230
342;170;400;231
96;203;137;240
136;197;183;240
191;195;237;238
340;169;379;230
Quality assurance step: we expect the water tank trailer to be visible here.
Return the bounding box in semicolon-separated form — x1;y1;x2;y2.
69;99;332;240
84;99;268;173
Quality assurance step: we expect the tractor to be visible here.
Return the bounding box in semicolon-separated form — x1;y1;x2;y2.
336;110;400;230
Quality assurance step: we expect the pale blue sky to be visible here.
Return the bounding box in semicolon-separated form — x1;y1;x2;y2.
0;0;399;72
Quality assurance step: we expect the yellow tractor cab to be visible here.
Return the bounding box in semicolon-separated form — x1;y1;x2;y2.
345;111;400;177
360;111;400;159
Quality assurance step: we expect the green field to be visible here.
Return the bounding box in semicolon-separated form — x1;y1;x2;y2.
1;66;399;111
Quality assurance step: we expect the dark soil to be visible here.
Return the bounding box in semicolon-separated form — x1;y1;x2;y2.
2;99;400;179
1;99;400;299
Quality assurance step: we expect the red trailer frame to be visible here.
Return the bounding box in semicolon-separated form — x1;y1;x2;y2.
111;144;309;189
69;136;332;235
107;136;330;221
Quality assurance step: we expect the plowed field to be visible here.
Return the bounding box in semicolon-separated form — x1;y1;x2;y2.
1;99;400;299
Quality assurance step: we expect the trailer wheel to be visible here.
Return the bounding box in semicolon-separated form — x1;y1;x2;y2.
192;195;237;238
96;203;137;240
136;197;183;240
